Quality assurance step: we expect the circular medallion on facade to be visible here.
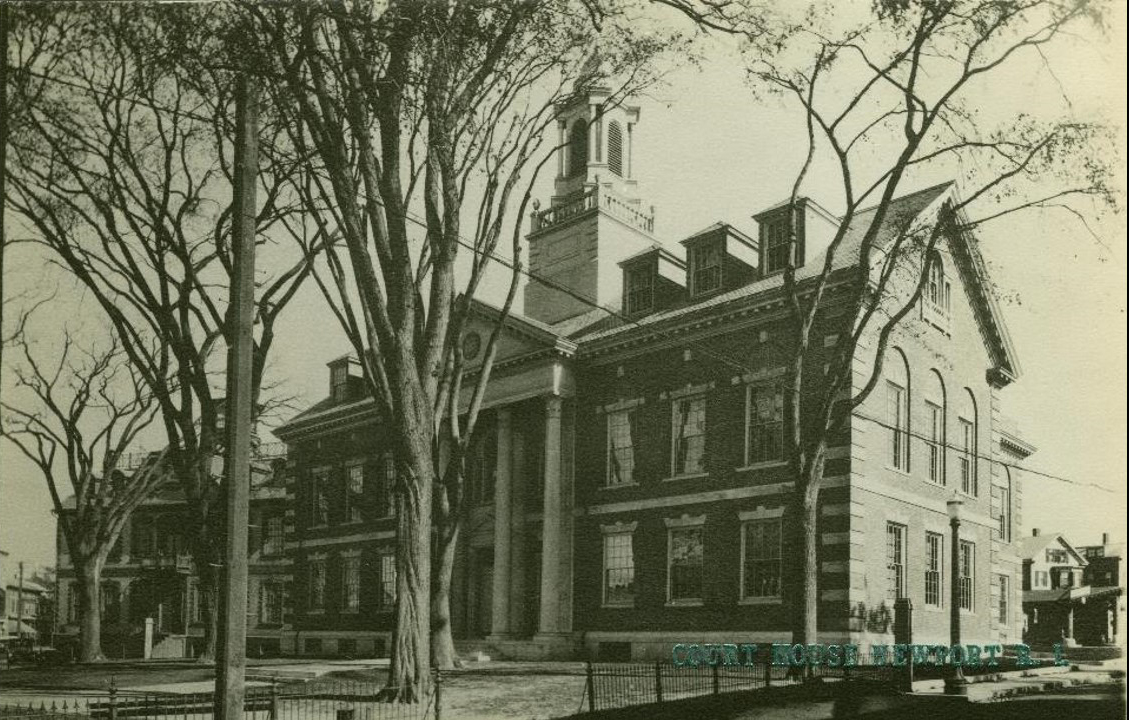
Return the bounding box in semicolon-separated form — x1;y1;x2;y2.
462;331;482;360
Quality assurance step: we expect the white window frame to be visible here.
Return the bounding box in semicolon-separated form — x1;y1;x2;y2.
959;541;975;612
689;242;722;296
765;220;789;274
887;381;910;472
926;400;944;484
958;417;977;496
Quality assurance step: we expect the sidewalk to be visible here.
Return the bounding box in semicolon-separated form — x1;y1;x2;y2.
911;663;1123;702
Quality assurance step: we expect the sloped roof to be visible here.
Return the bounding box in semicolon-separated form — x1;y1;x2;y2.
1016;532;1088;566
573;182;953;344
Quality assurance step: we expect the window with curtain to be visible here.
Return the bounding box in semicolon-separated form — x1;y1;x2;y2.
746;383;784;464
606;409;636;486
602;532;635;606
668;526;704;602
671;395;706;476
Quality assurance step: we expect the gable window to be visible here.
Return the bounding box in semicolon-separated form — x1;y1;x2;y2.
886;522;907;600
624;265;654;315
344;463;364;523
667;525;704;603
959;541;975;611
689;243;722;296
310;469;330;527
998;574;1009;625
607;121;624;177
307;558;326;612
925;532;943;607
377;550;396;612
341;555;361;612
568;119;588;177
928;256;951;312
741;518;782;600
602;531;635;606
606;409;636;486
765;220;789;273
745;383;784;465
671;395;706;477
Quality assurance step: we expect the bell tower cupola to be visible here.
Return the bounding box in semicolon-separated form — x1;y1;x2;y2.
522;58;657;325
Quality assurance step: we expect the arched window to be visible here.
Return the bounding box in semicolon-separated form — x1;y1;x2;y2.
886;348;911;471
958;389;978;496
568;119;588;177
607;121;624;176
927;253;951;312
924;369;946;484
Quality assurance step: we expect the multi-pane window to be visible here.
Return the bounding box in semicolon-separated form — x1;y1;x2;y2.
959;541;975;611
331;364;349;403
998;574;1009;625
958;418;976;495
341;555;361;612
925;532;943;607
262;515;285;556
668;526;704;602
307;558;326;611
886;523;907;600
671;395;706;476
926;401;944;483
259;581;284;624
344;464;364;523
1046;548;1068;564
690;243;722;295
377;552;396;611
310;469;330;527
606;410;636;486
624;265;654;315
741;519;782;599
602;532;635;606
927;258;951;312
998;477;1012;542
887;381;909;471
746;384;784;465
765;221;789;273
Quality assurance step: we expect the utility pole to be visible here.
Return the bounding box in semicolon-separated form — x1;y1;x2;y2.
213;64;258;720
0;1;10;410
16;561;23;642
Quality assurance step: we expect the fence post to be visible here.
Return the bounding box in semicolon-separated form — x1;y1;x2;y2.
764;655;772;687
585;661;595;713
270;678;279;720
712;662;720;695
434;669;442;720
655;661;663;703
108;676;118;720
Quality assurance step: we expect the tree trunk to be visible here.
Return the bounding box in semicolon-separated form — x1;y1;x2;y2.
794;444;827;651
430;520;462;670
75;557;106;663
380;449;433;703
191;524;222;663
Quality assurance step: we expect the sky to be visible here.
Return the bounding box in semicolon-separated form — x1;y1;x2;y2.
1;2;1126;578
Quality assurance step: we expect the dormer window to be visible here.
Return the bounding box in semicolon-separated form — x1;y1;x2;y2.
689;242;722;296
624;264;654;315
765;220;789;274
330;363;349;403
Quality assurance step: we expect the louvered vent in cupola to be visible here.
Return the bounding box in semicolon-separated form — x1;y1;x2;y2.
608;121;624;177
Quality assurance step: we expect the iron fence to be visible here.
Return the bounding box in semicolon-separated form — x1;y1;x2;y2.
0;679;437;720
580;653;901;713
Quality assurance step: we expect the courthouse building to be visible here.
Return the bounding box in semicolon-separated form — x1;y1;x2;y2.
54;83;1034;660
273;81;1032;661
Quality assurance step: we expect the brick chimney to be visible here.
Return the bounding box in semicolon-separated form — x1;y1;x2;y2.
1102;532;1110;545
1032;528;1040;537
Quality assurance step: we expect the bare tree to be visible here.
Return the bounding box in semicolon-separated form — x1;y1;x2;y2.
255;0;671;698
3;5;317;660
1;307;168;662
741;0;1119;647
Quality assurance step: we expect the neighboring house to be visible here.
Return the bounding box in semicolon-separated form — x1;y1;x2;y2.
3;577;47;644
274;80;1032;660
1019;529;1122;649
53;448;289;658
